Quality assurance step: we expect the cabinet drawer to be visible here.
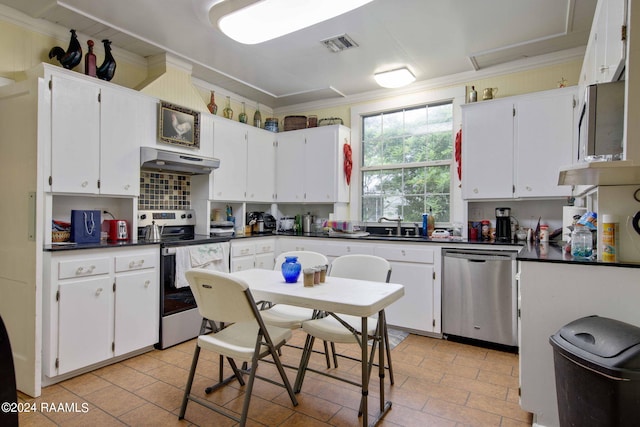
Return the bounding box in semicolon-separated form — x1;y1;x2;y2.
374;245;434;263
324;242;374;257
58;257;110;279
115;252;157;272
231;257;256;272
232;242;256;257
255;239;276;254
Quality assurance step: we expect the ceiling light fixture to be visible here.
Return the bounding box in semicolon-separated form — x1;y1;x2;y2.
374;67;416;88
214;0;374;45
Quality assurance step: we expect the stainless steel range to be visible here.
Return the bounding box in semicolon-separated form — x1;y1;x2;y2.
138;209;231;349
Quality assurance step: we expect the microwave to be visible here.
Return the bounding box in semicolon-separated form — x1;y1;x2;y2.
578;80;625;162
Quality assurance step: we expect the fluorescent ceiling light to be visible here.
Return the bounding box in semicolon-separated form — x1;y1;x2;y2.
374;67;416;88
215;0;374;44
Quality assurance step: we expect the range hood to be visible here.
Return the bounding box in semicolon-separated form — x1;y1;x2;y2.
140;147;219;175
558;161;640;186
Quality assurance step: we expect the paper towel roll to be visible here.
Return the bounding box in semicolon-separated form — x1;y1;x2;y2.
563;206;587;241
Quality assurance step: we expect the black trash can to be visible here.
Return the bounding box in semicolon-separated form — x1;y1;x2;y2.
549;315;640;427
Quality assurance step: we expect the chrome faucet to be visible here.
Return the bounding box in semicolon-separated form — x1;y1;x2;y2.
378;216;402;236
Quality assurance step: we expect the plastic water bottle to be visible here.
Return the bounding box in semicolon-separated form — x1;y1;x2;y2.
422;213;428;237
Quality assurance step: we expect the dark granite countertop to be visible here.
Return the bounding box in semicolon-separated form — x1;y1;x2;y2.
45;231;640;268
44;234;230;251
517;241;640;268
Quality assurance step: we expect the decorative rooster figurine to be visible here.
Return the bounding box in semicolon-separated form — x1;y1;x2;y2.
48;29;82;70
96;39;116;81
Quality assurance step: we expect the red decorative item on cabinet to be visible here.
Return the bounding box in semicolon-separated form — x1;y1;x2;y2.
84;40;96;77
455;129;462;182
343;141;352;185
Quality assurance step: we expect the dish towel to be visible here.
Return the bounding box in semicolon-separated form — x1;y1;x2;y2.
175;242;230;289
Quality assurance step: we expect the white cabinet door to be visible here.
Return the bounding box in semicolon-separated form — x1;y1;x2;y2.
515;89;575;198
276;125;349;203
276;131;305;202
255;252;274;270
246;127;275;202
212;119;247;201
114;270;158;356
50;75;101;194
231;256;255;272
57;276;113;374
99;86;148;196
384;262;434;334
304;126;338;202
461;100;514;199
601;0;627;82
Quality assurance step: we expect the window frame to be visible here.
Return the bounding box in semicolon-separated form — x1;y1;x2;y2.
350;86;465;227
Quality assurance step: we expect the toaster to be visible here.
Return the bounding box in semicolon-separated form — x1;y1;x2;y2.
106;219;129;241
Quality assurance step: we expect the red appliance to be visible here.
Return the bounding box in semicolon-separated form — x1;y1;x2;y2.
105;219;129;241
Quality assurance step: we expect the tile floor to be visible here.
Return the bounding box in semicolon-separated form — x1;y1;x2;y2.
18;331;532;426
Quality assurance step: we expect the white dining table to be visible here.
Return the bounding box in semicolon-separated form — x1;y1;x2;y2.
232;268;405;426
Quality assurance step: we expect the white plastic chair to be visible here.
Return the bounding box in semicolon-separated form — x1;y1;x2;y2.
178;269;297;426
260;250;333;367
260;251;329;328
294;254;394;397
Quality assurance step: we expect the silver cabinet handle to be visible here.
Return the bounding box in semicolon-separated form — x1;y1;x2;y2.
128;259;145;269
76;265;96;275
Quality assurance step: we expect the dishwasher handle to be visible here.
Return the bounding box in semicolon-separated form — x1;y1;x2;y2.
443;250;516;262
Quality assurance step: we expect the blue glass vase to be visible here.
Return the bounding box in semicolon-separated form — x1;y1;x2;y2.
281;256;301;283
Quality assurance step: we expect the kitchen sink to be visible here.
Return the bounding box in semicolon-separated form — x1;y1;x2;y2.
359;234;426;242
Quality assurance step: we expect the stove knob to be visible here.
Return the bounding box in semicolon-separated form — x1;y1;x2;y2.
187;213;192;218
181;214;186;219
140;214;147;220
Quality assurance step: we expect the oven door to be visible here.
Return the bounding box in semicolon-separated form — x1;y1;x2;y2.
161;247;197;316
158;241;230;349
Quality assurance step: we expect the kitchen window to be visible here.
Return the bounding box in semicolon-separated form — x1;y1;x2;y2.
361;102;453;223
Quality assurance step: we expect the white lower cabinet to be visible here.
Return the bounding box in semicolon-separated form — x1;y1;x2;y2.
113;268;158;356
230;238;276;271
43;247;159;378
274;237;440;335
57;275;113;375
373;245;437;334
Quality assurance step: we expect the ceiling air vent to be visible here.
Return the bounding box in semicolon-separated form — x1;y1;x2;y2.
321;34;358;52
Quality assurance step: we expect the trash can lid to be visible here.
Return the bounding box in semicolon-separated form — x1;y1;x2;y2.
559;315;640;359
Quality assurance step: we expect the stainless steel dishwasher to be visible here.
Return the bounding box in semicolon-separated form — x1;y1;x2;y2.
442;248;518;347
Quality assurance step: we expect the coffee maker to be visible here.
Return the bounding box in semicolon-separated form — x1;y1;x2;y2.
495;207;512;242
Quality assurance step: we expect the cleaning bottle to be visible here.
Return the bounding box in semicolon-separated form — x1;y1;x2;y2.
422;213;428;237
427;207;435;237
601;214;619;262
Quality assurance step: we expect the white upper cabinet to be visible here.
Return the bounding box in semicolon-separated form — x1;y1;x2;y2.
211;118;247;201
48;72;156;196
211;117;276;202
275;130;306;202
581;0;627;85
462;87;577;200
99;86;156;196
50;74;101;194
461;99;514;199
276;125;350;203
514;89;576;198
246;127;276;202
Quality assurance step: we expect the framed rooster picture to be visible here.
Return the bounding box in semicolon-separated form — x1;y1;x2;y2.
158;101;201;149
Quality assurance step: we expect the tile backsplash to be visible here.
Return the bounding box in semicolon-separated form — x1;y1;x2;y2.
139;171;191;210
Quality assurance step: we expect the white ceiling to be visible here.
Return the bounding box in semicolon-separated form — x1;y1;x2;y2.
1;0;597;108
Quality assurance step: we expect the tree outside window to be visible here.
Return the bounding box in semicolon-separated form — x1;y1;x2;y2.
361;102;453;224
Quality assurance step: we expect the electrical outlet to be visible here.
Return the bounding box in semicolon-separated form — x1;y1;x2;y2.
469;208;481;220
